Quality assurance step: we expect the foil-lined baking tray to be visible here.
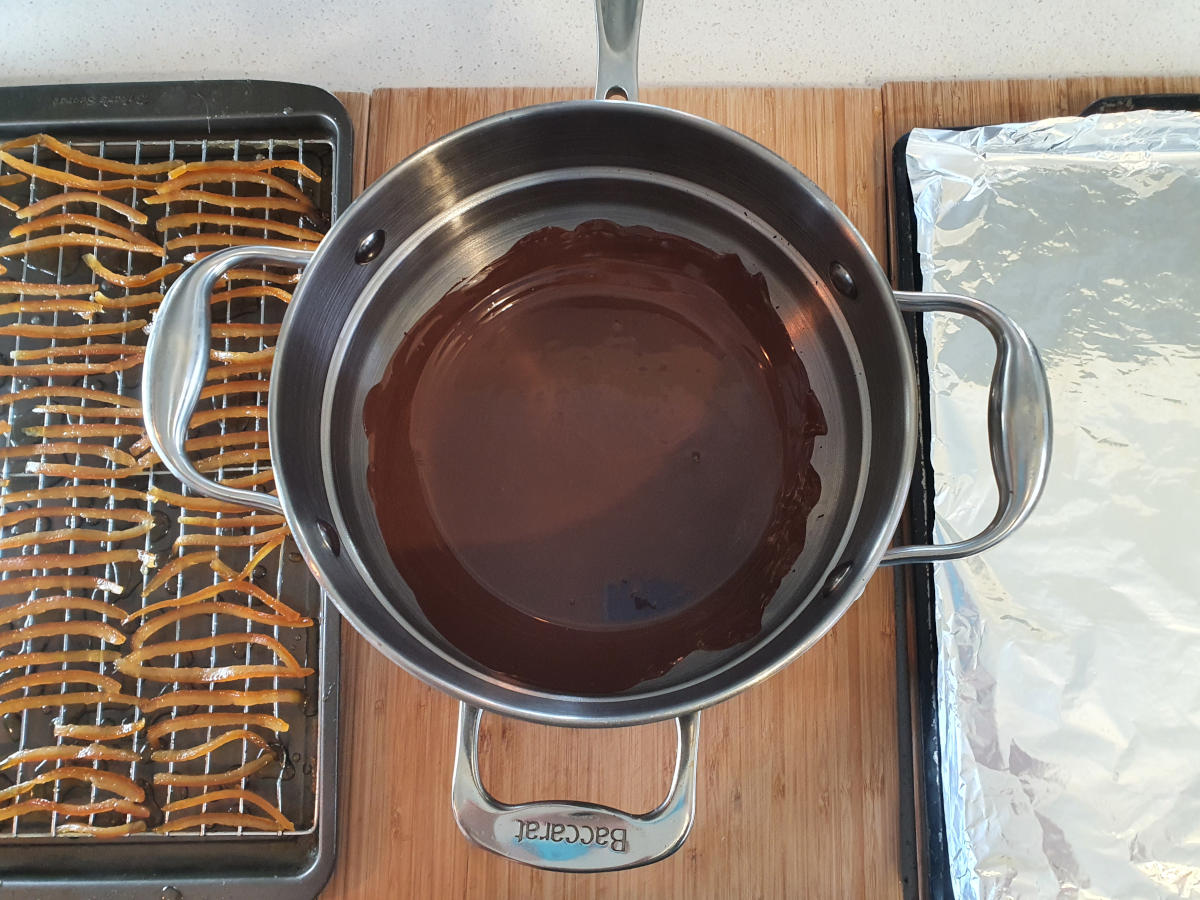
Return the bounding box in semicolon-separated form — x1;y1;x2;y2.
904;108;1200;900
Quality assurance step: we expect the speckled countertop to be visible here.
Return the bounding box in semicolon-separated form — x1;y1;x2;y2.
1;0;1196;92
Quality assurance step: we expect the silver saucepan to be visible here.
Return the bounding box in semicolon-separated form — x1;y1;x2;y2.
143;0;1051;872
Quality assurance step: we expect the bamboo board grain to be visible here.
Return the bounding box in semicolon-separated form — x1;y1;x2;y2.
334;91;371;197
321;87;900;900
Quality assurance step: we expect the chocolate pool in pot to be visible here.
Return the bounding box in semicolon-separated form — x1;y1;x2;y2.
363;220;826;693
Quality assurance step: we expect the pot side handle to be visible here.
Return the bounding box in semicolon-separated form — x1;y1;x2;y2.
595;0;643;102
883;290;1053;565
143;244;314;516
451;703;699;872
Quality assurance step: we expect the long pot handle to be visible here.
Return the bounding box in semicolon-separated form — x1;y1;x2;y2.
883;290;1052;564
143;244;314;515
451;703;699;872
595;0;643;101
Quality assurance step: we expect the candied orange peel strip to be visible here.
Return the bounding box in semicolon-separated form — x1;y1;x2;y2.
0;548;153;573
9;213;158;248
154;169;309;201
150;728;271;763
125;634;304;667
0;797;147;822
0;593;124;624
0;620;126;651
220;469;276;489
174;525;289;549
198;379;270;401
208;347;274;365
140;688;303;714
130;601;311;649
83;255;180;288
0;689;138;718
56;821;148;838
205;360;274;380
0;359;145;378
0;441;137;466
156;212;322;242
146;712;288;747
54;718;144;741
0;506;154;551
0;484;148;506
0;280;96;295
0;576;125;598
16;191;148;224
0;767;144;804
210;322;281;339
92;290;162;309
189;405;268;428
0;669;122;697
161;787;293;829
0;742;140;770
0;134;178;175
152;812;283;833
151;753;277;788
9;342;145;362
178;513;284;529
0;317;146;339
210;285;292;305
0;384;136;409
216;268;302;286
143;191;317;219
141;551;220;597
167;158;320;182
0;150;159;192
23;423;144;440
0;649;121;678
126;579;308;624
0;232;166;258
0;298;101;318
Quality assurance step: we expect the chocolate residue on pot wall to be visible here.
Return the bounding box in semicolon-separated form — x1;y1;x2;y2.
364;220;826;694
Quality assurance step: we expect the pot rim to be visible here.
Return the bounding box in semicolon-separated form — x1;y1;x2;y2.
269;98;917;727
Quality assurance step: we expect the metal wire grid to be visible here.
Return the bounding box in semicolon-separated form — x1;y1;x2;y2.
0;135;330;838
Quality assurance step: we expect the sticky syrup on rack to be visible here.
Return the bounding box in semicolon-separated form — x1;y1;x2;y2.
364;220;825;693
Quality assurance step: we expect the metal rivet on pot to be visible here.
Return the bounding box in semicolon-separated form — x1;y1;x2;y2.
354;230;385;264
829;261;857;299
317;519;341;558
161;888;182;900
821;561;853;597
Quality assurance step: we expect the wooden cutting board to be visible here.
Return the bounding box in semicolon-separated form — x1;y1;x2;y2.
334;92;371;197
319;87;902;900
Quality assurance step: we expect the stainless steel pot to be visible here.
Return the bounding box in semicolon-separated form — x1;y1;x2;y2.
142;0;1052;873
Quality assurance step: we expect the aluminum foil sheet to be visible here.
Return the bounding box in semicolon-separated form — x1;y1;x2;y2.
906;110;1200;900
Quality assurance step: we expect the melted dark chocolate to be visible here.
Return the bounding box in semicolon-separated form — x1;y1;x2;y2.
364;220;825;694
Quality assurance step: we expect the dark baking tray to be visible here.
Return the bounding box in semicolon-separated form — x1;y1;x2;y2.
0;79;352;900
890;92;1200;900
1081;93;1200;115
